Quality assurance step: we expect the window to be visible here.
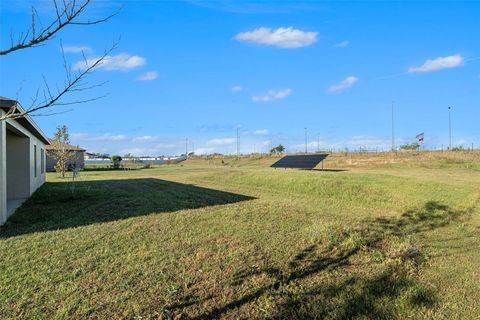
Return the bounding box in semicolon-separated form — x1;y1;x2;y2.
34;145;37;177
41;148;45;174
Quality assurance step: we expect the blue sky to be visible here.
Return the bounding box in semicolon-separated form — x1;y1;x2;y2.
1;0;479;155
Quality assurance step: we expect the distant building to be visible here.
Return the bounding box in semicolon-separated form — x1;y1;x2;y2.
46;142;85;172
0;97;50;226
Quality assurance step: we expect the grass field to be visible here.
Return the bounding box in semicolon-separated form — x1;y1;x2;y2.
1;152;479;319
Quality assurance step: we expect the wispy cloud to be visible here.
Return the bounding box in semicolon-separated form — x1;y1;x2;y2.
73;53;146;71
132;135;159;142
207;138;236;145
235;27;318;48
252;88;292;102
333;40;349;48
232;85;243;92
408;54;464;73
136;71;158;81
63;45;92;53
156;143;177;149
194;147;216;155
71;133;128;141
327;76;358;93
254;129;269;135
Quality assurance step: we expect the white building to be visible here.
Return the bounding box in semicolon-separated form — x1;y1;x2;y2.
0;97;50;226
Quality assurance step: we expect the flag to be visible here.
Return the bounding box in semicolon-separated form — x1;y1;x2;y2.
416;132;425;144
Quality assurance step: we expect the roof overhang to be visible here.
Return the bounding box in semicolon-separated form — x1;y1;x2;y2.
0;97;51;145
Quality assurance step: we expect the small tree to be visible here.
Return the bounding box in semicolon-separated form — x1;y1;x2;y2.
270;144;285;154
48;125;74;178
400;142;420;150
451;146;465;151
111;155;122;169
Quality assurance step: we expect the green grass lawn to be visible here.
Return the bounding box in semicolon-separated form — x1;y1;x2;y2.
1;157;479;319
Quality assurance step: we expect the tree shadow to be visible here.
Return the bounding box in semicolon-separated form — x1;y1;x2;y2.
188;201;468;319
0;178;255;238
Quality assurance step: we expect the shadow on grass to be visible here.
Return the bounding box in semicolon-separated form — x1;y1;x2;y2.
178;201;467;319
310;168;348;172
0;178;255;238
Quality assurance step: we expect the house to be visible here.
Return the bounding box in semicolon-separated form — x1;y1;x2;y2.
46;142;85;172
0;97;50;226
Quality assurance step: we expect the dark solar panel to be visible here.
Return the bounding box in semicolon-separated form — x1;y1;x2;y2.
271;154;329;170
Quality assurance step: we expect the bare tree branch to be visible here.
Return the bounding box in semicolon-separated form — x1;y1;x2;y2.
1;41;118;122
0;0;120;56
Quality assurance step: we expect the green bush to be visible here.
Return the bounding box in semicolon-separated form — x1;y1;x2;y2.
400;142;420;150
111;155;122;169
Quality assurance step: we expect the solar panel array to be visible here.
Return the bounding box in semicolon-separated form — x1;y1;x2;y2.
271;154;329;170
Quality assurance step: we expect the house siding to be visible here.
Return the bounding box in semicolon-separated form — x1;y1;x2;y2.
0;112;6;225
46;151;85;172
0;111;47;225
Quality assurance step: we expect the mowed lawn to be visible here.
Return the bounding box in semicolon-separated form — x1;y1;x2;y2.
1;156;479;319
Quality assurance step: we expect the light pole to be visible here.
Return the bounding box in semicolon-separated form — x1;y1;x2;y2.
304;128;308;154
448;106;452;150
391;100;395;151
236;127;240;156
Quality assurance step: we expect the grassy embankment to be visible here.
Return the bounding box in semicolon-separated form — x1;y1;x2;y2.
1;151;479;319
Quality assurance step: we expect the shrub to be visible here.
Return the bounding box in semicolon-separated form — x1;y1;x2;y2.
400;142;420;150
111;155;122;169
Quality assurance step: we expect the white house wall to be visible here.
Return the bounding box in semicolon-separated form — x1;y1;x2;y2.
0;110;47;225
0;111;6;225
6;129;30;200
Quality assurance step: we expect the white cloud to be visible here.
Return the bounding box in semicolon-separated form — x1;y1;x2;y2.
232;85;243;92
132;135;159;142
73;53;146;71
63;45;92;53
408;54;464;73
254;129;269;135
156;143;177;149
119;148;154;156
290;141;325;151
194;147;215;155
235;27;318;48
333;40;349;48
327;76;358;93
71;133;128;141
252;88;292;102
136;71;158;81
207;138;236;145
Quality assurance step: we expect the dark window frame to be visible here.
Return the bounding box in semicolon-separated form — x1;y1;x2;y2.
34;145;37;177
41;148;45;174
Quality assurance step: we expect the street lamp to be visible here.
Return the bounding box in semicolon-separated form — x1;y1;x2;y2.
304;127;307;154
448;106;452;150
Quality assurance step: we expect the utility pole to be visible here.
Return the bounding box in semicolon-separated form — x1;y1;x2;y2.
391;101;395;151
236;127;240;156
317;134;320;152
304;127;308;154
185;138;188;156
448;106;452;150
